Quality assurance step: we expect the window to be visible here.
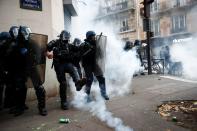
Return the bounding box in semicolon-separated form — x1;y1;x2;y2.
171;15;186;33
151;19;160;36
150;0;159;13
120;18;129;32
172;0;186;7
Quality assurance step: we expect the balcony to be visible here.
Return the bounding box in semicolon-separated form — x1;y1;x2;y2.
171;27;187;34
98;1;135;18
105;1;128;13
151;0;197;16
120;26;129;32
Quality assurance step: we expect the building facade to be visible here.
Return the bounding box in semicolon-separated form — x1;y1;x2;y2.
150;0;197;55
0;0;78;99
97;0;145;42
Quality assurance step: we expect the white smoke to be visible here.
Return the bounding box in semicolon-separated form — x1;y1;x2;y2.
71;87;132;131
170;4;197;80
170;38;197;80
70;0;141;130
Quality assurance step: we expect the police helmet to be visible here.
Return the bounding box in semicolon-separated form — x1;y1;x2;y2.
73;38;81;46
9;26;19;39
60;30;71;41
134;39;141;46
18;26;32;41
124;41;133;50
86;31;96;39
0;32;11;41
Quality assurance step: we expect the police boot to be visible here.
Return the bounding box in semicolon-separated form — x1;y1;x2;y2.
14;106;25;116
75;78;87;91
35;86;47;116
100;85;109;100
101;93;109;100
97;76;109;100
60;82;68;110
14;84;27;116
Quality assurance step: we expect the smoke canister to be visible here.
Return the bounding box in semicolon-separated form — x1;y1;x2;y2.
59;118;70;124
172;116;177;122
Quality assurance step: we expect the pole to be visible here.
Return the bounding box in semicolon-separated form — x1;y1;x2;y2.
145;2;152;74
147;30;152;74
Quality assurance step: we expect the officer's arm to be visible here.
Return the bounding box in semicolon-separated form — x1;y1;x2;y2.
46;40;57;59
47;40;57;52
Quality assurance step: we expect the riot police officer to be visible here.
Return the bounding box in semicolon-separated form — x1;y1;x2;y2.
3;26;19;109
0;31;12;109
21;26;47;116
80;31;109;102
7;26;47;116
72;38;82;78
134;39;145;76
5;26;29;116
47;30;86;110
124;41;133;51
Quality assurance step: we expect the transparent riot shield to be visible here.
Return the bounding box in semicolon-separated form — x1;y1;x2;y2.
28;33;48;84
94;34;107;76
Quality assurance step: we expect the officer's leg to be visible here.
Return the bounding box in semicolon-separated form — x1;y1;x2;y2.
0;83;4;109
82;65;94;102
14;75;27;116
83;65;94;95
66;63;86;91
54;64;68;110
76;64;82;79
0;71;4;109
30;67;47;116
96;75;109;100
4;83;14;108
4;73;16;109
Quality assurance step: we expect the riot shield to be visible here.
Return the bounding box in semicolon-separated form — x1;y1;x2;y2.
94;34;107;76
28;33;48;84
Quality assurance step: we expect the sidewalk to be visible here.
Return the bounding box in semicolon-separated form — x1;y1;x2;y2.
0;75;196;131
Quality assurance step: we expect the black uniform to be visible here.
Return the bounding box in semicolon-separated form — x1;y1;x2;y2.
72;38;82;78
47;33;86;110
6;28;28;116
7;26;47;116
80;35;109;101
0;32;12;109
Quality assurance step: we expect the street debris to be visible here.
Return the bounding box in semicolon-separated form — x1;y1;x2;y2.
59;118;70;124
31;123;47;131
157;100;197;130
172;116;177;122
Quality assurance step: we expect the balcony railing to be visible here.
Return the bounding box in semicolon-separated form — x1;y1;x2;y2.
120;26;129;32
171;27;187;34
106;1;128;13
99;1;135;16
151;0;197;14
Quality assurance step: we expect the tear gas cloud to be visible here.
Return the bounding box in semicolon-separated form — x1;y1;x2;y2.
170;38;197;80
70;0;141;130
169;6;197;80
166;7;197;80
152;3;197;80
71;0;140;97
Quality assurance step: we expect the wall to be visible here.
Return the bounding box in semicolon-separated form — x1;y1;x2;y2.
0;0;67;100
0;0;52;39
